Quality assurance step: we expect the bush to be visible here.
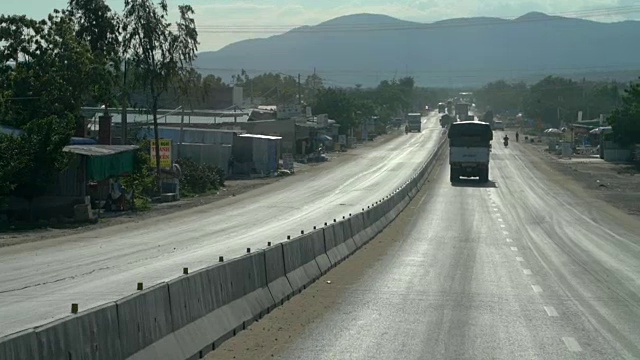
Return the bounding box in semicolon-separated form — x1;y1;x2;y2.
176;158;224;195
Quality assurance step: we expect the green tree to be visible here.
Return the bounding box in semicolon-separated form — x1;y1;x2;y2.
66;0;122;111
607;80;640;147
122;0;199;190
0;11;105;216
476;80;527;114
313;88;358;134
524;76;582;127
10;116;74;208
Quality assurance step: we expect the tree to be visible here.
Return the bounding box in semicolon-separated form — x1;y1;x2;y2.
9;116;74;214
66;0;122;110
524;76;582;127
475;80;527;114
0;10;110;218
122;0;198;190
607;80;640;147
313;88;358;134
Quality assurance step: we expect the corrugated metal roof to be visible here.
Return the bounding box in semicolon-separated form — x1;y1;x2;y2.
63;145;139;157
237;134;282;140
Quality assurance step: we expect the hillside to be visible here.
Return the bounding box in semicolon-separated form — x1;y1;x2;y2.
194;12;640;87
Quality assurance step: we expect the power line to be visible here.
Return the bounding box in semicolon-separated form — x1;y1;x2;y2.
192;64;640;79
177;5;640;34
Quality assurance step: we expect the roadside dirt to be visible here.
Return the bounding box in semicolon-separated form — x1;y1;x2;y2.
517;136;640;216
0;131;402;247
203;140;446;360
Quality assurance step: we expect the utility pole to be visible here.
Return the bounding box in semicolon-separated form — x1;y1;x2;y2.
297;73;302;105
121;59;128;144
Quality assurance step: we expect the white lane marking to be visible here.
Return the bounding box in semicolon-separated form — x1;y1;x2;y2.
531;285;543;293
523;269;532;275
562;337;582;352
511;247;518;251
506;238;513;242
500;224;506;228
498;218;504;222
503;231;509;235
544;306;559;317
493;208;499;212
516;257;524;262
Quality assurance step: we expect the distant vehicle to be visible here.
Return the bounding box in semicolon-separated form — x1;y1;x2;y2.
448;121;493;183
493;120;505;130
446;100;453;114
455;103;470;120
437;103;446;113
440;114;454;128
406;113;422;132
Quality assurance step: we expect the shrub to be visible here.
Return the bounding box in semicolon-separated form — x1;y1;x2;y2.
176;158;224;195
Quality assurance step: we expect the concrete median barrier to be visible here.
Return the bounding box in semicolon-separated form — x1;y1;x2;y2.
0;329;39;360
323;221;356;265
171;252;274;358
35;302;123;360
282;232;323;292
264;243;294;305
116;283;181;360
350;213;370;248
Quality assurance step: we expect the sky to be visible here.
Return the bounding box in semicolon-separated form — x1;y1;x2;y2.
2;0;639;51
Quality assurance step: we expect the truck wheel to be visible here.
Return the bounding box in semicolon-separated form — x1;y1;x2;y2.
480;169;489;183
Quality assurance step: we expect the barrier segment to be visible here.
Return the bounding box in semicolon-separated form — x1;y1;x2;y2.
323;221;355;265
264;243;294;305
349;213;370;248
170;252;274;358
282;231;323;292
116;283;181;360
35;302;123;360
0;330;39;360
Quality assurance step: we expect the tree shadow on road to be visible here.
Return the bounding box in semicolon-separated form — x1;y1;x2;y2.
451;179;498;188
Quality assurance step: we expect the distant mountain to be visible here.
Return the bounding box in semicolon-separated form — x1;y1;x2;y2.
195;12;640;87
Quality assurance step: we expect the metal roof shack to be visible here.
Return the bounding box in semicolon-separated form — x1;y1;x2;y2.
237;134;282;140
63;145;139;181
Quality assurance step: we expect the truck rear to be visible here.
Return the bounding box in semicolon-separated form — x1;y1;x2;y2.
448;121;493;183
407;113;422;132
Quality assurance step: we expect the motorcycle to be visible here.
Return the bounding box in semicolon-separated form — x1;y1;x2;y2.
503;138;509;147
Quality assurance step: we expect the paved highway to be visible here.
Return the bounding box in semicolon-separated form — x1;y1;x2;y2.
279;138;640;359
0;113;444;337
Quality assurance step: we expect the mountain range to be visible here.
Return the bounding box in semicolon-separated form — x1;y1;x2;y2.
194;12;640;87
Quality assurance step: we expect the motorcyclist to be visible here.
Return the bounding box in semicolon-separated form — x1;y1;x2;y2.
503;134;509;146
515;131;520;142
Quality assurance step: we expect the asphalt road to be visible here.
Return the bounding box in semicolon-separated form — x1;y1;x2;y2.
0;113;444;337
279;137;640;359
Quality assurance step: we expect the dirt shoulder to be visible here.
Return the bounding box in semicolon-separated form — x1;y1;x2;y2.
204;139;447;360
0;131;402;247
515;135;640;217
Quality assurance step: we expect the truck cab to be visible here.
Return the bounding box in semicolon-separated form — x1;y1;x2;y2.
448;121;493;183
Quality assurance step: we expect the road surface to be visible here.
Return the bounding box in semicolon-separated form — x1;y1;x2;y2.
0;113;444;337
274;138;640;359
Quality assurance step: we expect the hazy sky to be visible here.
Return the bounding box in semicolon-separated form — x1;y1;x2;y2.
2;0;639;51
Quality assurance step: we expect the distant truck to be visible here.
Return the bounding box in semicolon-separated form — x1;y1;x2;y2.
440;114;454;128
448;121;493;183
446;100;453;114
407;113;422;132
455;103;470;120
493;120;505;131
437;102;446;113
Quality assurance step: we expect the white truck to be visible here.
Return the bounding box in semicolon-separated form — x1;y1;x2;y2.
448;121;493;183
